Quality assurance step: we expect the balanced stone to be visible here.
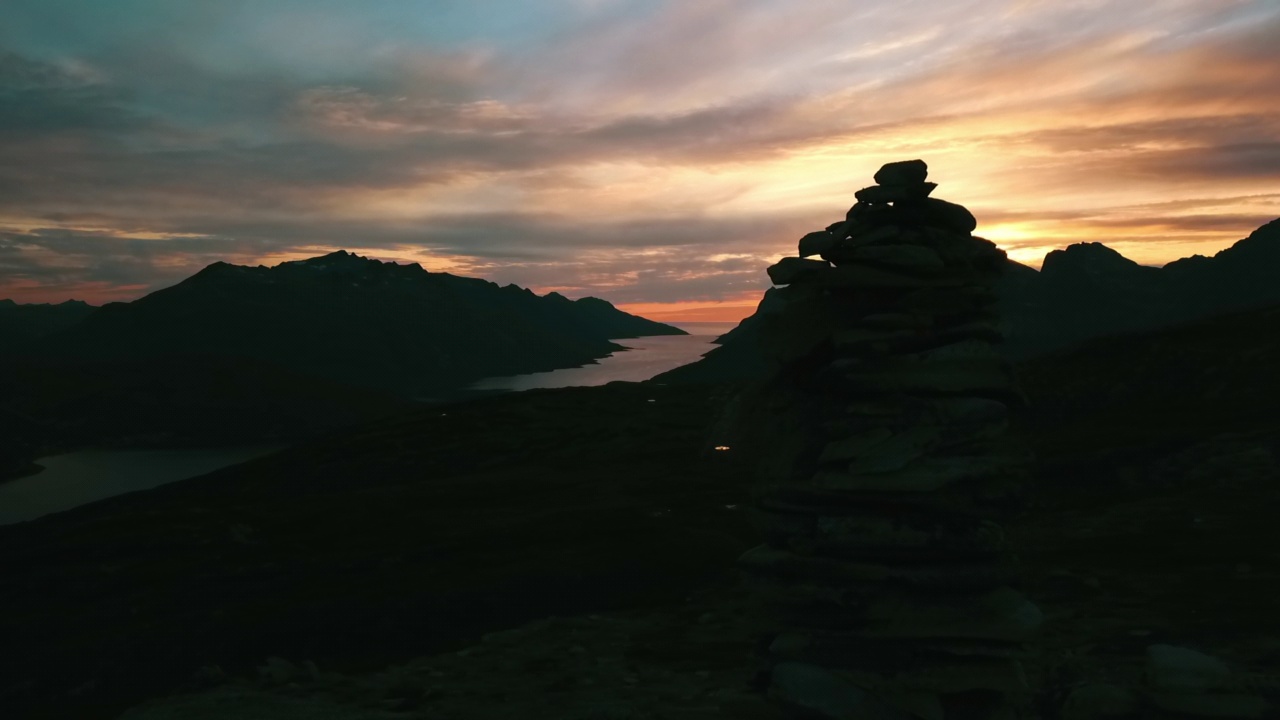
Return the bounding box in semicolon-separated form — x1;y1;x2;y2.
811;450;1023;493
874;159;929;186
837;244;945;271
767;256;830;285
799;230;841;258
906;197;978;234
804;263;965;291
855;182;938;204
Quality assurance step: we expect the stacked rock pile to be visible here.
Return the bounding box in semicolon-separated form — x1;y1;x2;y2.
734;160;1042;720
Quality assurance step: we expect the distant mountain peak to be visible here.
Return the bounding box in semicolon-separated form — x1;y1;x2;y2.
293;250;375;267
1254;217;1280;237
1041;241;1145;279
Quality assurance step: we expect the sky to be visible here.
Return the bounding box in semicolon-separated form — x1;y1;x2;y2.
1;1;1278;321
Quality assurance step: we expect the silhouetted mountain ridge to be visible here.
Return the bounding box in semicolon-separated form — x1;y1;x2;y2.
29;251;685;397
656;217;1280;385
0;299;94;347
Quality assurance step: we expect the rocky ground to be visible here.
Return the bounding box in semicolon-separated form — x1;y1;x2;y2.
5;306;1280;719
117;423;1280;719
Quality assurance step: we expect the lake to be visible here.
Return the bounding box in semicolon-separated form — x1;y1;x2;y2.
0;446;279;525
0;321;739;525
470;321;737;392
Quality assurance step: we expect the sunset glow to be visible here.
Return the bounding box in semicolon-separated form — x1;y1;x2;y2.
2;1;1278;317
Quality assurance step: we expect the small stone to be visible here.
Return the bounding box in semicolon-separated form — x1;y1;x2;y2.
741;545;1012;591
769;662;914;720
855;182;938;204
858;586;1043;643
859;313;935;329
1145;644;1232;693
1145;691;1270;718
767;257;831;285
257;657;300;686
804;263;963;291
1061;683;1141;720
845;202;902;228
849;223;904;246
843;244;945;272
822;450;1026;492
825;426;936;472
799;230;840;258
817;426;895;464
837;359;1016;397
874;159;929;186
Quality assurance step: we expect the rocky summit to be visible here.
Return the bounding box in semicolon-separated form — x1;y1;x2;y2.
723;160;1042;719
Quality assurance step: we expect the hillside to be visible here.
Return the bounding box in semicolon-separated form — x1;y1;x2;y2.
30;251;685;397
3;303;1280;718
0;299;95;348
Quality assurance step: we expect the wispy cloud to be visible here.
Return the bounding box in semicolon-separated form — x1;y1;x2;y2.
0;0;1277;315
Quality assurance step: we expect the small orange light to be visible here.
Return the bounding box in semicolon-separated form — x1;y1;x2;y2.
714;446;731;451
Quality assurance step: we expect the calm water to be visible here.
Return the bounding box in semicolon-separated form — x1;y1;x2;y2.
0;322;739;525
470;321;738;392
0;446;278;525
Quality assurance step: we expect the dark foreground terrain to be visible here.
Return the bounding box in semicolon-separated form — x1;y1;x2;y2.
3;305;1280;719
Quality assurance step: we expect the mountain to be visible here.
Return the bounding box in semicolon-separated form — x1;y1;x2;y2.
4;302;1280;718
0;299;95;347
29;251;685;397
656;217;1280;385
1000;217;1280;358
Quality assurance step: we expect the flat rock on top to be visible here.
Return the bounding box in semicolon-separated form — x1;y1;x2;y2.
875;160;928;186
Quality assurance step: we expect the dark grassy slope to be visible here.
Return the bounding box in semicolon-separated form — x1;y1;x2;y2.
0;382;749;720
0;299;95;347
0;253;685;477
3;305;1280;718
0;353;412;453
1008;305;1280;711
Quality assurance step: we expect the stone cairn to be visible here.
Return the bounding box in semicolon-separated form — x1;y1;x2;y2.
729;160;1042;720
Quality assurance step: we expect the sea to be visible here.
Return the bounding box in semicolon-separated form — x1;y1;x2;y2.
468;321;737;392
0;321;740;525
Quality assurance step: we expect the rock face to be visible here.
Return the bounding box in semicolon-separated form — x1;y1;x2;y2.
723;160;1040;719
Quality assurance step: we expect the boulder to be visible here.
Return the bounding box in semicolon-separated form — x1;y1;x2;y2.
806;263;964;291
799;230;840;258
857;586;1043;643
874;159;929;186
1144;645;1232;694
769;662;915;720
855;182;938;204
842;244;945;272
903;198;978;234
1061;683;1142;720
1145;691;1270;718
767;257;831;286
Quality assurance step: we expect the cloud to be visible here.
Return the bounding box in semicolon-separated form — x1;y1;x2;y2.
1;1;1278;310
